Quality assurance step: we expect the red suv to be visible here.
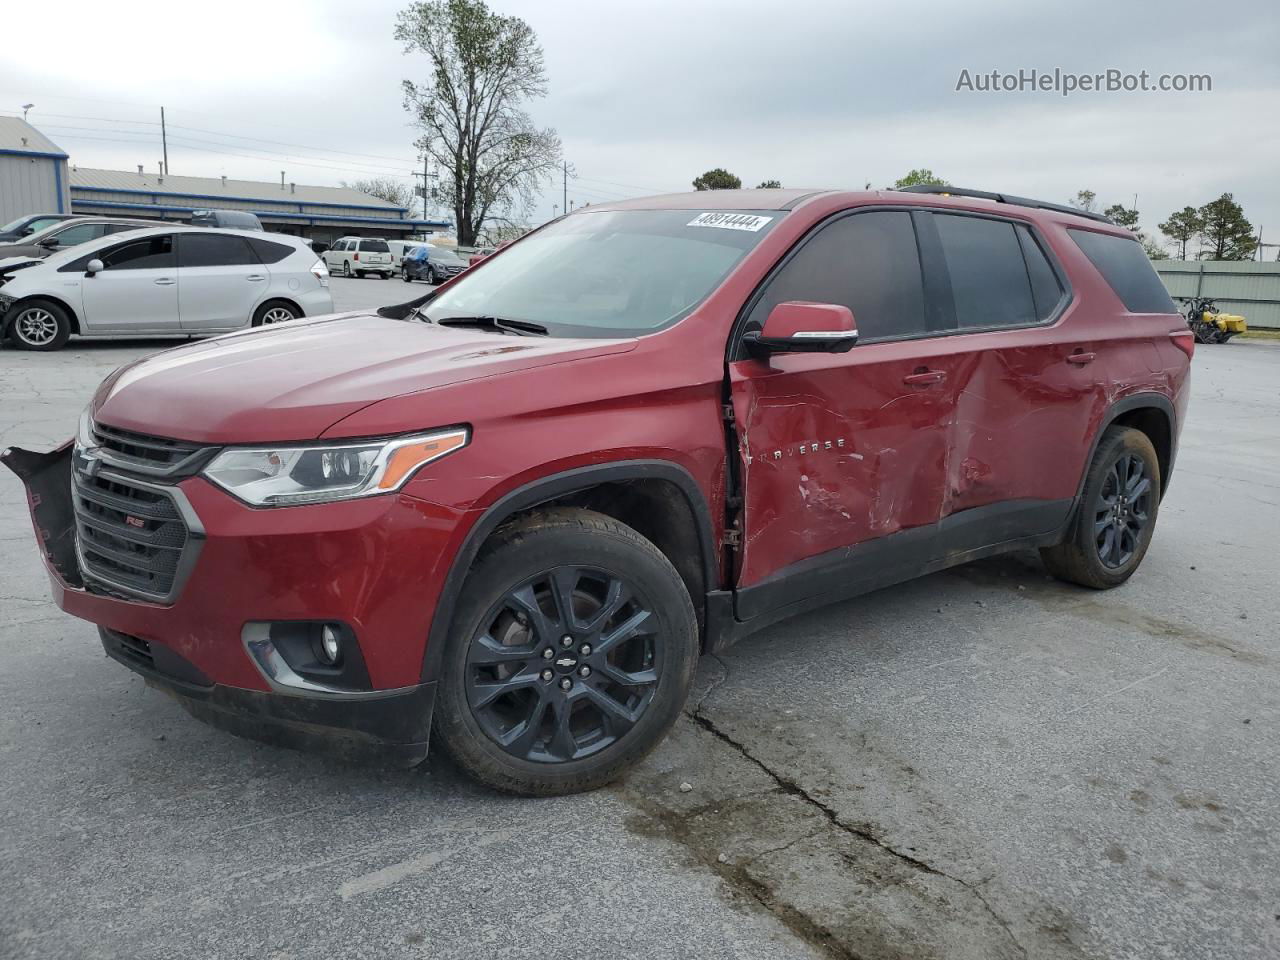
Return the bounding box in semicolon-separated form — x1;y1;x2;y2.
5;186;1191;795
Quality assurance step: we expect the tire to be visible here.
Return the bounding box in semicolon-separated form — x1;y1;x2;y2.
427;266;438;285
342;261;352;278
7;299;72;351
434;508;699;796
1040;426;1161;589
402;268;413;283
252;300;301;327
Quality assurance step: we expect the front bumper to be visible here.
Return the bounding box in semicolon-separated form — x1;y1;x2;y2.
100;626;434;765
3;442;467;766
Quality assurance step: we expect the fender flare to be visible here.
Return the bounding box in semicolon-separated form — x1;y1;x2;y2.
1074;393;1178;505
419;459;719;683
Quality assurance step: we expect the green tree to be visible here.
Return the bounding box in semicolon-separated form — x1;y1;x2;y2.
396;0;562;246
1197;193;1256;260
1158;207;1203;260
1103;203;1140;230
343;177;415;209
893;168;948;189
1070;190;1097;213
1140;235;1170;260
692;168;742;191
756;179;782;189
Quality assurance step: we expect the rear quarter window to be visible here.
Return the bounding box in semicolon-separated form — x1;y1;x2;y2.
249;237;297;263
1069;229;1176;314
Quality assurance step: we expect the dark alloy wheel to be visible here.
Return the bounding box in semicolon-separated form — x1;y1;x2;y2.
427;265;438;285
1041;426;1161;589
1093;452;1152;568
434;508;697;795
465;565;661;764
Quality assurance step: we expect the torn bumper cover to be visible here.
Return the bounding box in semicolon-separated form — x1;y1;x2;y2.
1;443;435;767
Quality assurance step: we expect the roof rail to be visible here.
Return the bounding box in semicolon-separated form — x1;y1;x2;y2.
897;184;1115;225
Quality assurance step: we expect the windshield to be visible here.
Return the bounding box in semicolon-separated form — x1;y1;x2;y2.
424;209;778;336
0;216;31;233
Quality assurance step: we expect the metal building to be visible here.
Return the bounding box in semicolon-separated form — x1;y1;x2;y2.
0;117;70;225
68;167;448;243
1155;260;1280;330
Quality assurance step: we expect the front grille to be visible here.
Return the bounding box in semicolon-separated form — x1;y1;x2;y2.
92;422;203;472
73;467;192;602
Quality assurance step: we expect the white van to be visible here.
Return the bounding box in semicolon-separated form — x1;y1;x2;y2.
385;240;423;270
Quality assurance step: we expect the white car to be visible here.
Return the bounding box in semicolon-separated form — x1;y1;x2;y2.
385;239;422;271
0;227;333;351
323;237;394;278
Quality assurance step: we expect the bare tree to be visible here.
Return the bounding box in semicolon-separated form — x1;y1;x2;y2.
342;177;415;208
396;0;561;246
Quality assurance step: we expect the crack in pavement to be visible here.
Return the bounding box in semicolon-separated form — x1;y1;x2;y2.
688;707;1030;960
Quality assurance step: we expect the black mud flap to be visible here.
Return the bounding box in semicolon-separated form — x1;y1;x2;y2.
1;443;82;588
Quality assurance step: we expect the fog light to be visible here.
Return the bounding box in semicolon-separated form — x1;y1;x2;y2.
318;624;342;665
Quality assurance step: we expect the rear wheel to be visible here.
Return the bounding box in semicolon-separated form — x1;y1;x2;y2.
8;299;71;351
342;261;352;278
252;300;301;327
434;508;698;796
1041;426;1161;589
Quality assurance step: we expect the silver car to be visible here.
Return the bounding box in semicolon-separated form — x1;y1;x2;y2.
0;227;334;351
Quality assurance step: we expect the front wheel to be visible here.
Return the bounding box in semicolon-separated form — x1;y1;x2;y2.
7;299;72;351
402;269;413;283
342;261;352;278
433;508;698;796
1041;426;1161;589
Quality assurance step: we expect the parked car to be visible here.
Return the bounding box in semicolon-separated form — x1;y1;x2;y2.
190;209;263;231
3;187;1189;797
402;244;468;284
386;239;426;271
0;213;76;242
0;216;159;261
467;245;496;266
323;237;393;278
0;226;332;350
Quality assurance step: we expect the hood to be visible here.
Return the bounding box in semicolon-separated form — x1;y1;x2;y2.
93;313;637;443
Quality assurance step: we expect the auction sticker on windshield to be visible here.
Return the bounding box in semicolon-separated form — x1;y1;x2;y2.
687;212;773;232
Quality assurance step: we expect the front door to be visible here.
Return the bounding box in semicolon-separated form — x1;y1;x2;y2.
176;233;265;330
79;235;179;334
728;210;960;620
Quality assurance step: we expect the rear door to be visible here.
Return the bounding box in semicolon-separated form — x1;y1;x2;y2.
728;209;963;618
358;239;391;272
176;233;265;330
78;235;179;333
923;211;1088;542
323;240;347;272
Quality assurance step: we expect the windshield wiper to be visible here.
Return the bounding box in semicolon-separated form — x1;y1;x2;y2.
434;315;549;337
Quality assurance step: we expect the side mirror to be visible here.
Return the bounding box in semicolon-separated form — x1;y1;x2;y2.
38;238;59;249
742;302;858;359
85;259;104;277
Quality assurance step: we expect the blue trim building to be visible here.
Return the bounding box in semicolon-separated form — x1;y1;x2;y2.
0;118;72;223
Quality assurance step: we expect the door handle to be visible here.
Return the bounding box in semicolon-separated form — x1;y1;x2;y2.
153;278;176;286
245;274;266;282
903;369;946;386
1066;351;1096;365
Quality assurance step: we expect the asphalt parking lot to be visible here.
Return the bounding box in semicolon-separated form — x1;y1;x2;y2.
2;279;1278;960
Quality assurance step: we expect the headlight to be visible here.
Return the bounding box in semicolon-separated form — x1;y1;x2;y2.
201;428;468;507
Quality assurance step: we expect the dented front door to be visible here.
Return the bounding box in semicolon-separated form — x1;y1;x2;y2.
728;338;961;596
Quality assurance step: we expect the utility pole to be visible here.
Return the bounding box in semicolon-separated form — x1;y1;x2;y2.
160;106;169;175
561;160;576;214
412;155;434;221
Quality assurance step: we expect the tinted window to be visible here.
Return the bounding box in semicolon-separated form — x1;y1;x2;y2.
934;215;1036;329
47;223;109;247
359;240;390;253
100;236;175;270
26;217;65;233
747;211;927;341
1018;227;1065;320
249;237;297;263
178;233;257;267
1069;229;1176;314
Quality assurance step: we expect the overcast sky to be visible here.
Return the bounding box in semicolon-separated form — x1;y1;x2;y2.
5;0;1278;250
